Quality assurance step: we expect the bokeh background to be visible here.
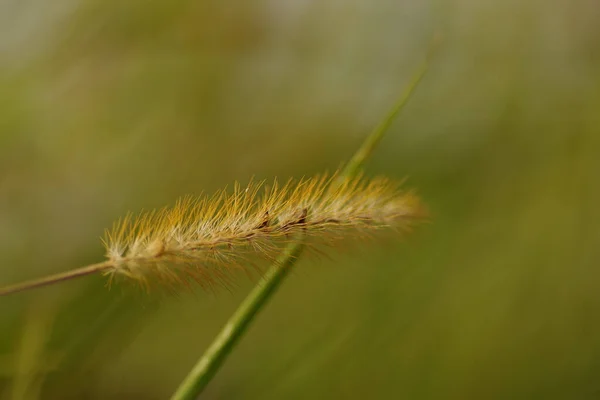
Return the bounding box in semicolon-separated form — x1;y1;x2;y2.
1;0;599;398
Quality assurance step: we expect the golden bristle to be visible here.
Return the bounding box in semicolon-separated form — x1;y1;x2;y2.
103;171;426;291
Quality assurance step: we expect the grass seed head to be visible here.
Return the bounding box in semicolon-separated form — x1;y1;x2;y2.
103;171;426;291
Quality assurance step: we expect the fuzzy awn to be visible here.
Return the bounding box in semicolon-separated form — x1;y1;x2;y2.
104;172;425;291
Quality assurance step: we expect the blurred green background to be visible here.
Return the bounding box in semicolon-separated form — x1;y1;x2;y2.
1;0;599;398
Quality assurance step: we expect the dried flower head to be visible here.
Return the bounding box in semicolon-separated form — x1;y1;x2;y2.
102;171;426;291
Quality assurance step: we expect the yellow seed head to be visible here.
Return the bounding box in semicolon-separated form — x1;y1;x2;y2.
102;171;426;291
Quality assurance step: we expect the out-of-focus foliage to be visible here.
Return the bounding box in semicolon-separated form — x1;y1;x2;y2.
0;0;599;398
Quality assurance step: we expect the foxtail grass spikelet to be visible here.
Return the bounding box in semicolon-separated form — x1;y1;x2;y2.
102;170;425;292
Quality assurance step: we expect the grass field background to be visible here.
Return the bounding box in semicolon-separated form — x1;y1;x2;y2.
0;1;599;398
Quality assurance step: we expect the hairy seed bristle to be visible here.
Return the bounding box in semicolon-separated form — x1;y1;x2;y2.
103;171;426;291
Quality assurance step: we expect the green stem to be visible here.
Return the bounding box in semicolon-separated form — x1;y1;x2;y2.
169;62;429;400
339;60;429;179
169;241;304;400
0;262;112;297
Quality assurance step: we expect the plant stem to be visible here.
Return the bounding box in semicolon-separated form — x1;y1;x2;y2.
339;60;428;180
169;241;304;400
0;262;112;297
169;63;428;400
